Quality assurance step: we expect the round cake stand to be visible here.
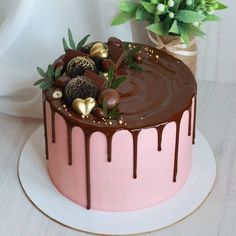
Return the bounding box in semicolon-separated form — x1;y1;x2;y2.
18;125;216;235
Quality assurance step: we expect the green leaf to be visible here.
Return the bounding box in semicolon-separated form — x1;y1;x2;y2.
77;34;90;50
112;11;134;25
39;80;53;90
107;104;123;120
108;65;114;87
68;28;76;50
169;20;179;34
146;22;165;36
215;2;227;10
178;23;190;45
123;42;129;50
135;6;145;20
175;10;205;23
128;61;143;72
127;45;142;60
204;14;221;21
171;0;181;11
62;37;69;52
163;16;173;34
54;67;61;79
111;76;127;89
141;1;156;13
33;78;46;86
46;65;53;79
102;98;107;115
179;23;205;37
119;1;138;12
36;67;46;77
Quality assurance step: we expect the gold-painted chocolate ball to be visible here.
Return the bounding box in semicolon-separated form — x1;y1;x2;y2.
90;42;108;59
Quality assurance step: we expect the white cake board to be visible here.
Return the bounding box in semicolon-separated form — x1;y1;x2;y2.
18;126;216;235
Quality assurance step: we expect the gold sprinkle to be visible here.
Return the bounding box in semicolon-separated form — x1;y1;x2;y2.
108;116;112;119
105;122;108;125
124;123;127;126
139;51;142;53
120;117;124;120
177;61;180;64
118;120;123;125
140;117;143;120
109;121;112;125
86;115;89;118
81;115;85;119
144;47;149;51
58;107;61;110
98;121;101;124
128;44;132;48
92;120;96;123
69;114;72;117
65;108;68;111
155;55;159;59
63;104;66;108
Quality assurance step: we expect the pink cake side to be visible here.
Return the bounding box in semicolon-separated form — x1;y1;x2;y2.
46;97;195;212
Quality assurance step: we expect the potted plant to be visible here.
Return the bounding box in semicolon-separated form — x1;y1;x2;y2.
112;0;227;74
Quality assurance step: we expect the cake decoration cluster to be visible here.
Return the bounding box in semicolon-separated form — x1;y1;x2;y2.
34;29;144;121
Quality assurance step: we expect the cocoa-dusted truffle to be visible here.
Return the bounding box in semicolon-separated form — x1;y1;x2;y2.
66;56;96;78
64;76;97;104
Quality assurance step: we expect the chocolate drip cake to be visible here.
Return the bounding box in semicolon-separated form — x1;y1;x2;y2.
35;31;197;211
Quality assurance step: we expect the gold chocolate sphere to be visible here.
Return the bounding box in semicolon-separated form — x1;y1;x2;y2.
90;42;108;59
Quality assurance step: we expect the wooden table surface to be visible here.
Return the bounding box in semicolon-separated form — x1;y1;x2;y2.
0;80;235;236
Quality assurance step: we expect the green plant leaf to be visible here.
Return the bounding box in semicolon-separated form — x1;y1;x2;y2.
110;76;127;89
215;2;227;10
178;23;190;45
39;80;53;90
33;78;46;86
68;28;76;50
46;65;53;79
62;37;69;52
204;14;221;21
107;104;123;120
146;22;165;36
108;65;114;87
128;61;143;72
135;5;144;20
102;98;107;115
141;1;156;13
77;34;90;50
175;10;205;23
163;16;173;34
119;1;138;12
171;0;181;11
54;67;61;79
169;20;179;34
112;11;134;25
37;67;46;77
179;23;205;37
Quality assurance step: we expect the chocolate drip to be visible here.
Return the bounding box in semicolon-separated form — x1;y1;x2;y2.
131;130;140;179
156;125;165;151
84;130;92;209
106;133;113;162
192;96;197;144
188;107;192;136
173;115;182;182
51;109;56;143
67;124;74;165
42;92;48;159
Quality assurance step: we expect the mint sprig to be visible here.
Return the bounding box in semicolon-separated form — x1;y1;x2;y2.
62;29;90;52
33;65;62;90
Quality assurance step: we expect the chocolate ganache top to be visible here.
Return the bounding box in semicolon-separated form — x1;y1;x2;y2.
45;43;197;132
